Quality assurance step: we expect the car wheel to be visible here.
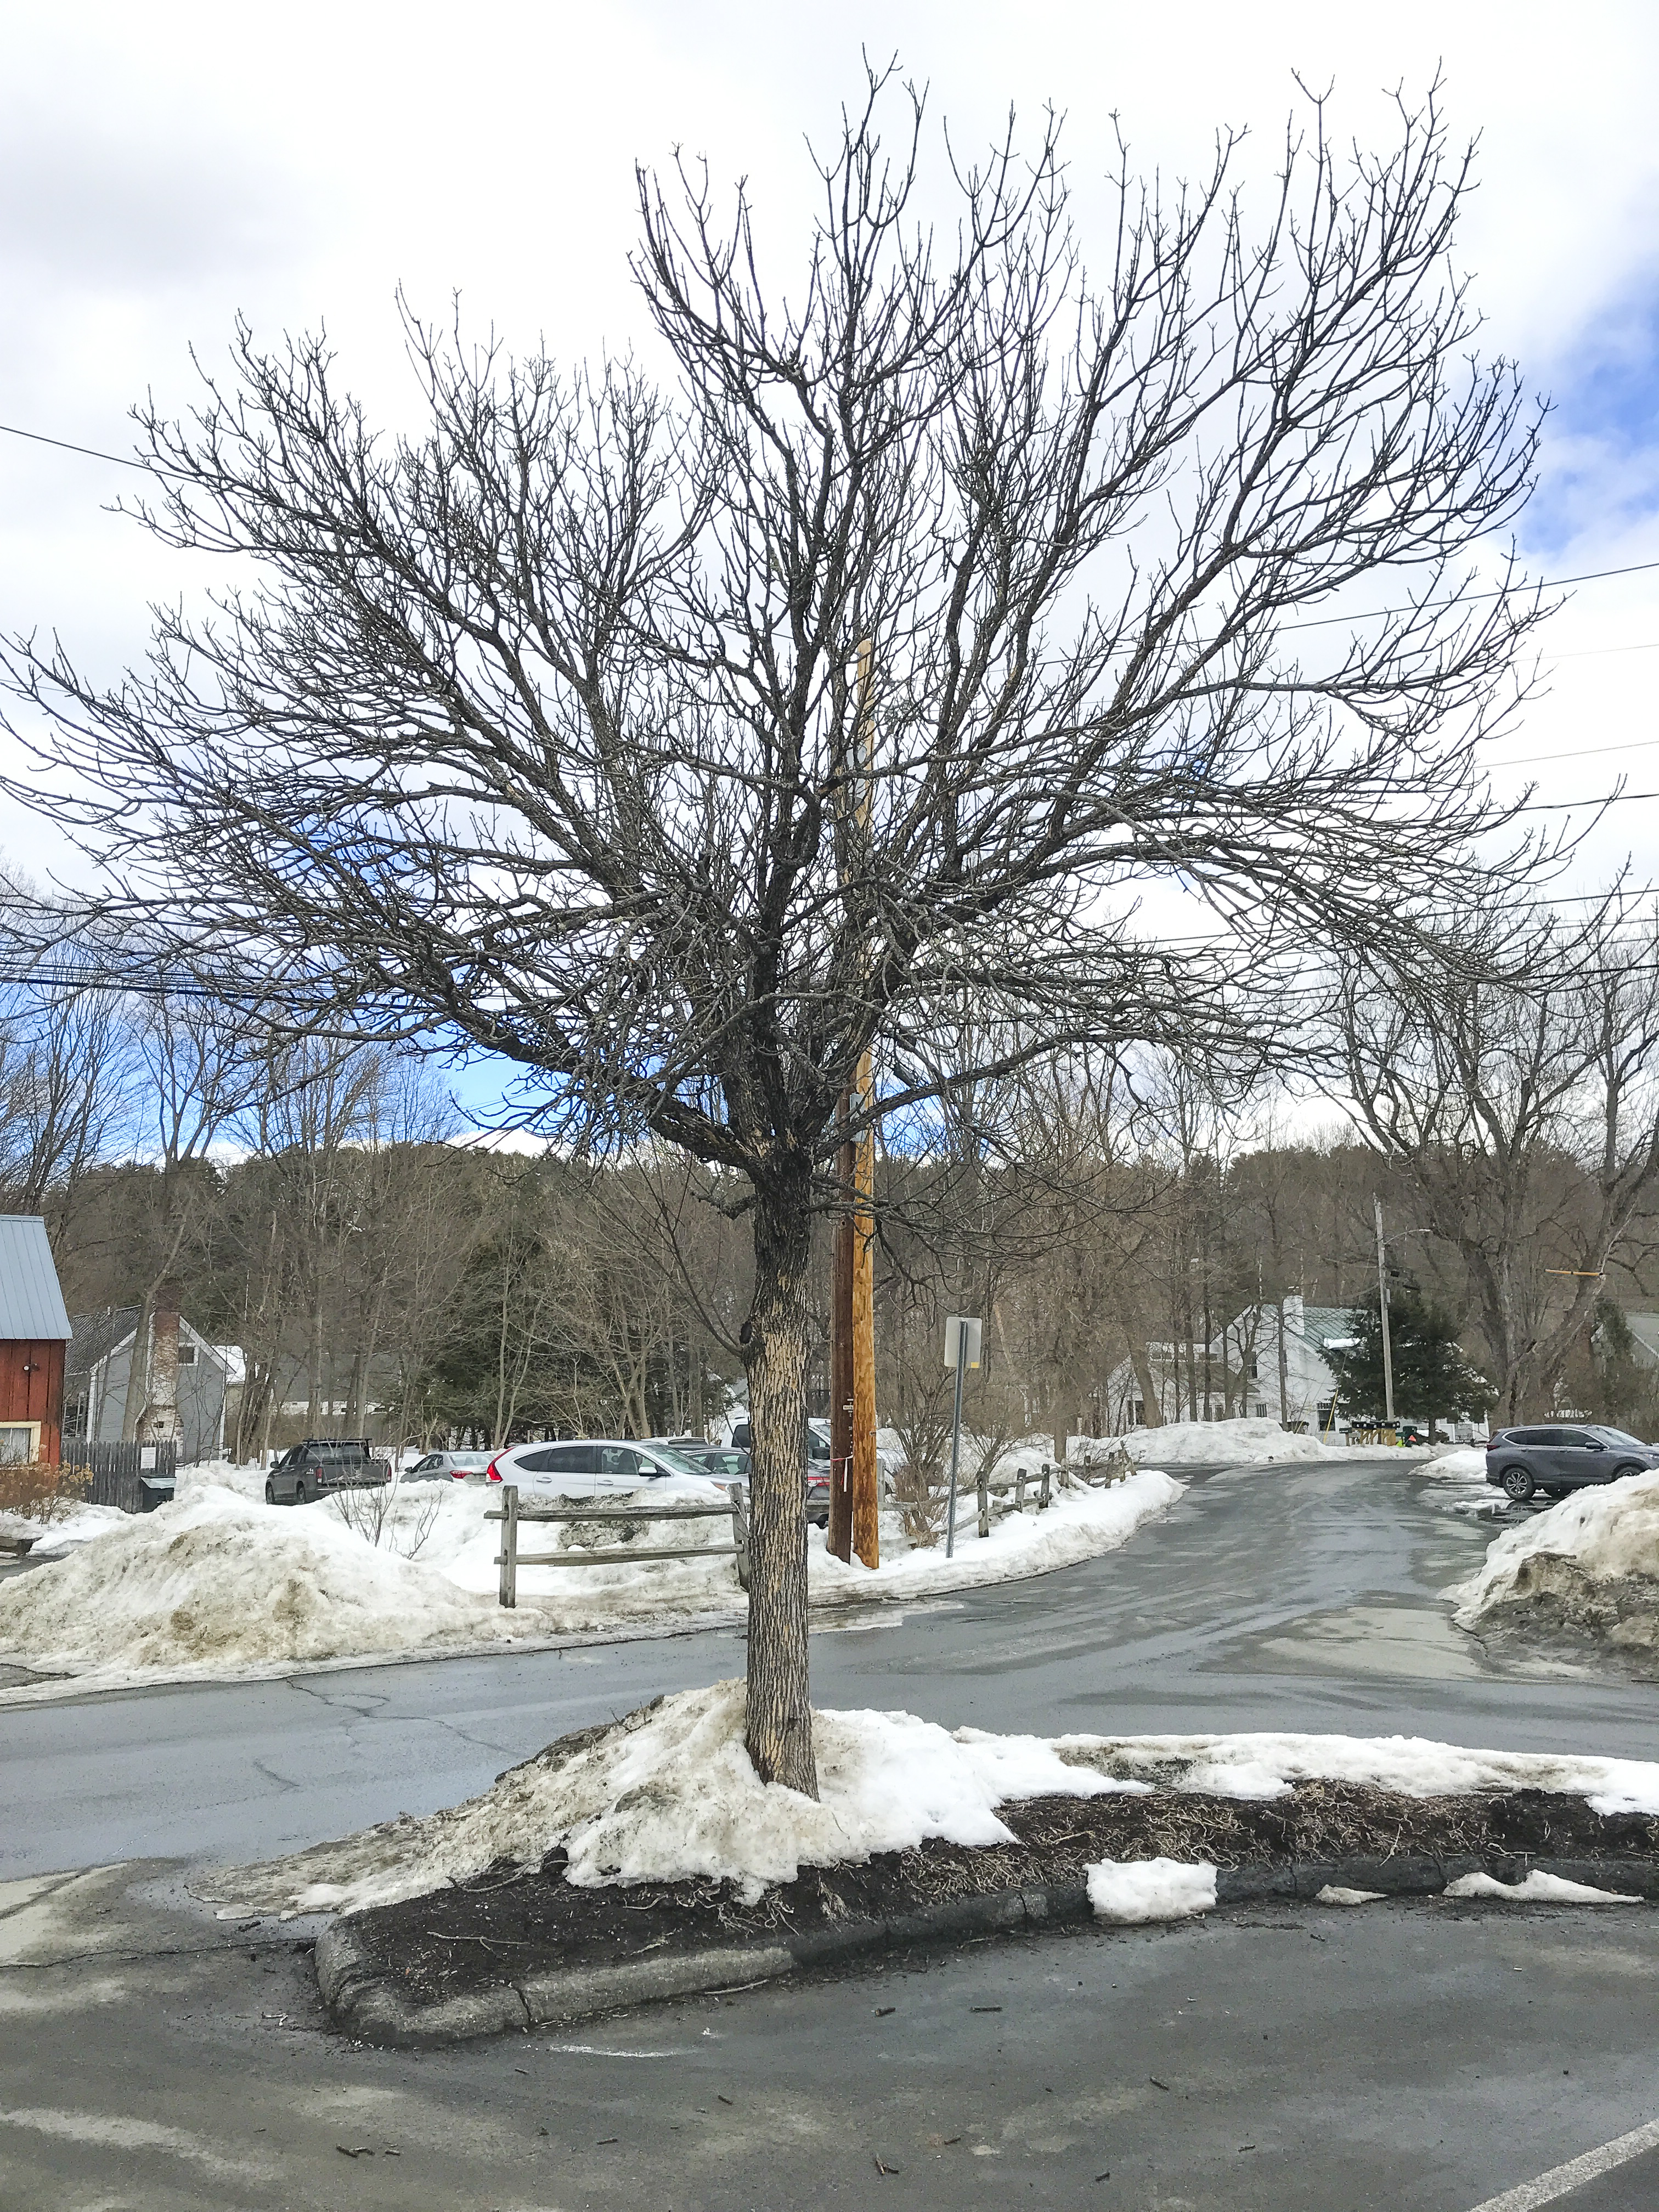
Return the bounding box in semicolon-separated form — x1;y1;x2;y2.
1502;1465;1536;1502
1613;1463;1644;1483
296;1479;312;1506
264;1481;276;1504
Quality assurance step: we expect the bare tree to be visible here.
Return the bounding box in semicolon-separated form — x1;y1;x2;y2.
5;79;1545;1790
1336;906;1659;1420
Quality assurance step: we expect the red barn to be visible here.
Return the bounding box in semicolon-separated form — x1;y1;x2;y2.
0;1216;71;1465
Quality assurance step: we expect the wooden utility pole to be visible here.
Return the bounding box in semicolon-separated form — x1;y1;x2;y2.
851;1042;879;1567
828;1102;854;1562
833;636;879;1568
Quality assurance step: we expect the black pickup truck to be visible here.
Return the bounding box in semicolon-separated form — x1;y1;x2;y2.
265;1440;393;1506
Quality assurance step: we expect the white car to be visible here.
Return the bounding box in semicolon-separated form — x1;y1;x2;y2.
484;1437;719;1499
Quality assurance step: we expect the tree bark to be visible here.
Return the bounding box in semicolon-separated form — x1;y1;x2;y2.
740;1163;817;1798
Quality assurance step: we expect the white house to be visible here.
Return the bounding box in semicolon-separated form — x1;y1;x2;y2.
1106;1295;1354;1436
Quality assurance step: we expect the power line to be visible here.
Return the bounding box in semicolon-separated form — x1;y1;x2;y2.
0;422;160;475
1279;557;1659;632
4;414;1659;625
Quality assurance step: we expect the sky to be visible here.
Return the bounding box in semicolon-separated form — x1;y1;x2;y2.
2;0;1657;1120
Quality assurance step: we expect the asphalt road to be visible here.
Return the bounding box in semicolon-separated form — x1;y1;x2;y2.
4;1458;1654;1877
5;1455;1659;2211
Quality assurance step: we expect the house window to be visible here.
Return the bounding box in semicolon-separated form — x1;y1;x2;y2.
1248;1357;1259;1380
0;1424;41;1463
177;1346;197;1366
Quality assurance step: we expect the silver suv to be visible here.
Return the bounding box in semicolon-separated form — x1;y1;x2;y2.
1485;1424;1659;1503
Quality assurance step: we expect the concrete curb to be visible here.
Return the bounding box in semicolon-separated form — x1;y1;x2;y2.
315;1852;1659;2048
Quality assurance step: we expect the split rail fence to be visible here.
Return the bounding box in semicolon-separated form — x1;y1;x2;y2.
491;1485;750;1609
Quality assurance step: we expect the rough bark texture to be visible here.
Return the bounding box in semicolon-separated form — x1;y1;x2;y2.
741;1172;817;1797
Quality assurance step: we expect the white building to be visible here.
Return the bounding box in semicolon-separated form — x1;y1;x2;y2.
1106;1295;1354;1436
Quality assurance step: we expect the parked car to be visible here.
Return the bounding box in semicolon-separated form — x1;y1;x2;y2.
651;1436;750;1480
727;1416;832;1524
485;1437;720;1500
403;1449;495;1481
1485;1424;1659;1504
266;1439;393;1505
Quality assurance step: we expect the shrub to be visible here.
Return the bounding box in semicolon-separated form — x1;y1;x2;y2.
0;1459;93;1525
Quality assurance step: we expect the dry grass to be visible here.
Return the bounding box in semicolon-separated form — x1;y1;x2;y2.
0;1459;93;1525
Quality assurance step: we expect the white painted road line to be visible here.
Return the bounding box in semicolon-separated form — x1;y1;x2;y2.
1468;2117;1659;2211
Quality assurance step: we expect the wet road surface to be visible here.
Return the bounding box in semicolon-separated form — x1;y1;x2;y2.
4;1454;1657;2210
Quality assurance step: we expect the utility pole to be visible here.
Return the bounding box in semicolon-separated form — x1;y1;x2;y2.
828;1103;854;1563
831;640;879;1568
1374;1195;1396;1426
849;638;879;1569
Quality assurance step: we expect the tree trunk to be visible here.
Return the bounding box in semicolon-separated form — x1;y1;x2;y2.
740;1164;817;1798
1276;1295;1290;1427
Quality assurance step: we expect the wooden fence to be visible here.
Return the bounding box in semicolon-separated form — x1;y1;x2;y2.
60;1437;179;1515
491;1485;750;1608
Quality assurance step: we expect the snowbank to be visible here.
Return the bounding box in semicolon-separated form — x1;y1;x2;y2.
1052;1727;1659;1815
207;1679;1147;1916
204;1684;1659;1920
1115;1418;1347;1468
0;1466;1183;1694
1451;1472;1659;1651
0;1483;531;1678
806;1469;1182;1605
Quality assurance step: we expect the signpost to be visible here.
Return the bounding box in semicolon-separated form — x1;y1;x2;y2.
943;1314;982;1559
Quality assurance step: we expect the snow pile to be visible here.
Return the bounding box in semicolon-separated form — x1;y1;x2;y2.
1316;1885;1385;1906
1086;1857;1216;1923
205;1687;1659;1922
175;1458;269;1505
1444;1869;1641;1905
806;1469;1182;1605
1420;1445;1500;1518
1053;1728;1659;1815
1115;1418;1346;1469
1451;1473;1659;1651
206;1679;1145;1917
0;1482;530;1677
2;1502;129;1554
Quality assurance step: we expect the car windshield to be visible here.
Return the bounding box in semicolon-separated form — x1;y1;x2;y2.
643;1444;712;1477
1595;1428;1649;1451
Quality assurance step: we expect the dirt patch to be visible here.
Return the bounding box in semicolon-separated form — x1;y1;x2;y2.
339;1780;1659;2011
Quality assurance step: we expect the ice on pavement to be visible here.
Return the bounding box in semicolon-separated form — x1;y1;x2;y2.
1452;1472;1659;1647
205;1679;1148;1916
1086;1857;1216;1922
204;1680;1659;1920
1443;1869;1642;1904
0;1465;1183;1691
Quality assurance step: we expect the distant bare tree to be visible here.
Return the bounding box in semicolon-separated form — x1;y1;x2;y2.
1336;906;1659;1420
6;77;1545;1789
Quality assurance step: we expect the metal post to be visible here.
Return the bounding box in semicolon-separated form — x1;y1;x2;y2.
944;1322;969;1559
499;1483;518;1609
1374;1195;1396;1427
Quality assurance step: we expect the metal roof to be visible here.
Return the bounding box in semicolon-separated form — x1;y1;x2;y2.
0;1215;72;1340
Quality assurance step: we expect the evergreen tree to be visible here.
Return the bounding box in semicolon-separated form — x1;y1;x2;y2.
1325;1280;1495;1426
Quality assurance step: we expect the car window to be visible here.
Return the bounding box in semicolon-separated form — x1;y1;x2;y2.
731;1423;751;1451
640;1443;706;1477
599;1444;644;1481
1554;1429;1593;1449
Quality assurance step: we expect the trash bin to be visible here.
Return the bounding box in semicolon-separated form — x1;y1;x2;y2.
138;1475;176;1513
